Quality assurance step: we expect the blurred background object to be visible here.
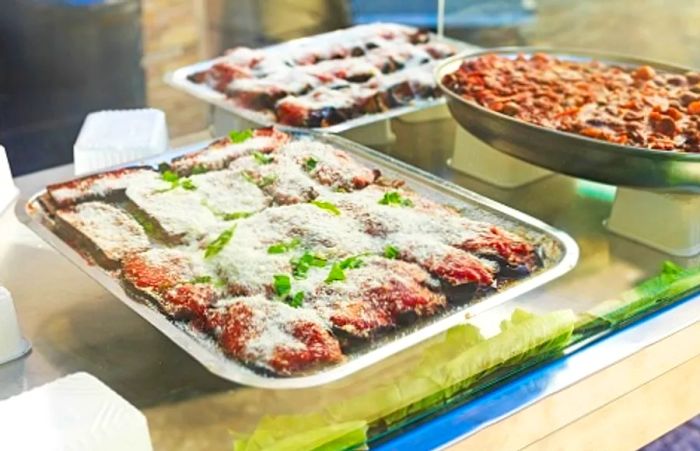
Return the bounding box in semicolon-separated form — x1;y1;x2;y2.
1;0;699;175
72;109;168;175
0;0;145;175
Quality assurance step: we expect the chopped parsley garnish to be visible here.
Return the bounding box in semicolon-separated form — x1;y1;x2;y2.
201;199;253;221
181;178;197;190
273;274;292;297
155;170;197;193
384;245;399;259
339;254;365;270
191;164;209;175
325;263;346;283
252;151;273;165
157;162;171;173
221;211;253;221
162;170;179;183
258;175;277;188
288;291;304;308
229;129;254;143
187;275;226;287
378;191;413;207
204;225;237;259
292;251;327;279
272;275;304;308
242;171;255;184
241;171;276;188
324;254;367;283
267;238;301;254
304;157;318;172
311;200;340;216
189;275;212;284
130;209;157;236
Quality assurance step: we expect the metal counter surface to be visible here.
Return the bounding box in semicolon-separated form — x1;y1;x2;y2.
1;142;699;449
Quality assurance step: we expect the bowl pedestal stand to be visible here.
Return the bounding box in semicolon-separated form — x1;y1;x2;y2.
606;188;700;256
448;127;551;188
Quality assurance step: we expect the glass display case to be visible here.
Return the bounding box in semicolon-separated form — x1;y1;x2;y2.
1;1;700;450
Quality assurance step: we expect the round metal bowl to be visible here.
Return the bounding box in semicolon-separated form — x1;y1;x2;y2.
435;47;700;193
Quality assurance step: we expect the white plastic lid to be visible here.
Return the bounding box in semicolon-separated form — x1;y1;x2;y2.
0;372;153;451
73;109;169;175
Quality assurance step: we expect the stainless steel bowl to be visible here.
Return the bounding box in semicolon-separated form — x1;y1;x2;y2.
435;47;700;193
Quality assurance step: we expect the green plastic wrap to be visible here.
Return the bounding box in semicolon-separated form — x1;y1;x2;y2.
587;261;700;326
234;308;577;450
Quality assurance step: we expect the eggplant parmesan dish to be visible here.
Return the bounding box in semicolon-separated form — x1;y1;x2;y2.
37;128;546;376
189;23;457;128
442;53;700;152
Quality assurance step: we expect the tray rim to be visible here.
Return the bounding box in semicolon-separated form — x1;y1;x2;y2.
435;46;700;162
164;26;475;134
16;132;579;389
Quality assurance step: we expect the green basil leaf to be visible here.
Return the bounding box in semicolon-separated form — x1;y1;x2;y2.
205;225;237;259
291;251;327;279
274;274;292;297
311;200;340;216
378;191;413;207
189;275;212;284
268;244;287;254
268;238;301;254
253;151;273;165
257;175;277;188
229;129;254;143
325;263;346;283
288;291;304;308
339;255;364;270
304;157;318;172
384;245;399;259
191;164;209;175
161;170;180;183
181;178;197;190
222;211;253;221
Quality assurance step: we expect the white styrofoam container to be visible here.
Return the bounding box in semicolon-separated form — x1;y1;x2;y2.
0;287;30;365
607;188;700;256
73;109;169;175
0;372;153;451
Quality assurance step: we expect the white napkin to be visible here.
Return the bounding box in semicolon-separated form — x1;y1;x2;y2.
0;372;153;451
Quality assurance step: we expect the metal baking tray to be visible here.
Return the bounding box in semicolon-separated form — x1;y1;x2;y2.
165;28;475;134
436;47;700;193
18;132;578;389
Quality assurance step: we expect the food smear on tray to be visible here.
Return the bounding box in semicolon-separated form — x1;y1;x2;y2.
189;23;456;128
41;128;543;376
442;53;700;152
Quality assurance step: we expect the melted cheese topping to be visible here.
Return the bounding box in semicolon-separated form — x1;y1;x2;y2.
214;295;334;370
192;169;269;215
211;203;376;293
48;168;159;206
56;201;149;261
47;130;538;375
126;180;225;242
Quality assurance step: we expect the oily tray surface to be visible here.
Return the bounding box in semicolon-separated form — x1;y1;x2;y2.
168;23;461;132
22;129;577;387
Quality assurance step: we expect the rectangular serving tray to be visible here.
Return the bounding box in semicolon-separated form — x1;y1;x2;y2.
165;27;476;134
18;133;578;389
